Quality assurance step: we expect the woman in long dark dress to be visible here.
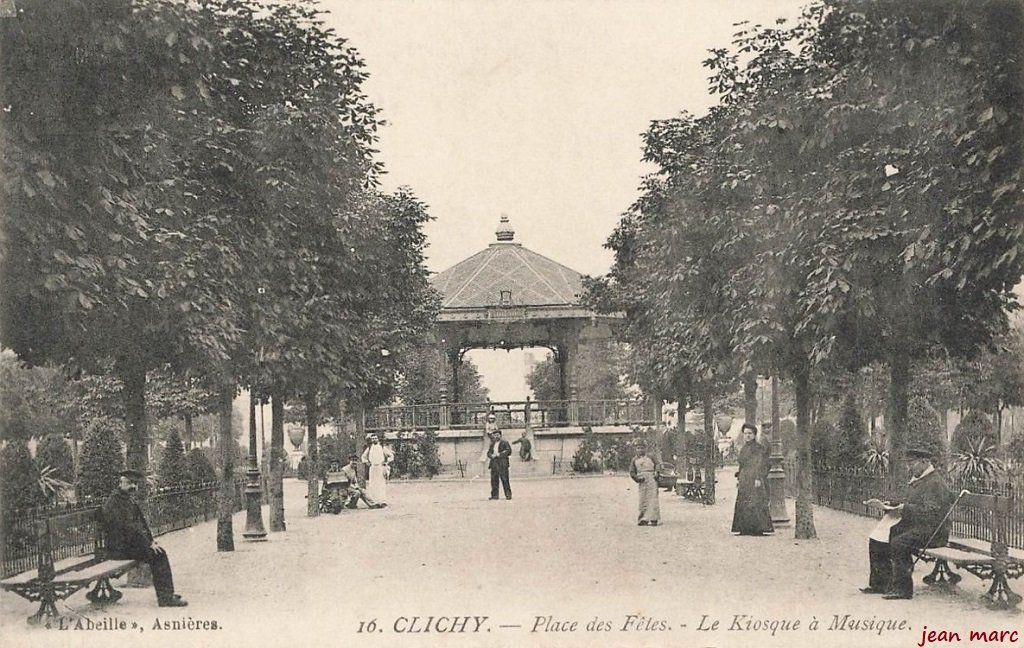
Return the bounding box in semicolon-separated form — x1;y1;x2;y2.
731;423;773;536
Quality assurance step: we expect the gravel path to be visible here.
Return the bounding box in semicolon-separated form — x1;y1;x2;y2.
2;472;1018;648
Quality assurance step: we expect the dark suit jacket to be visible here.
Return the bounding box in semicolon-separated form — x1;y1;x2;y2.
892;469;954;547
487;439;512;471
102;489;154;560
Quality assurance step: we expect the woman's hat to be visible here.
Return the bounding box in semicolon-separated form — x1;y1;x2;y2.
118;469;144;479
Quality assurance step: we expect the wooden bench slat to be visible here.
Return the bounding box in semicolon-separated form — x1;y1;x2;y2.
51;560;136;585
53;556;98;576
924;546;995;565
949;537;992;554
1;570;39;587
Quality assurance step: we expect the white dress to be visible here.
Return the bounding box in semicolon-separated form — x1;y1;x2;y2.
362;444;387;503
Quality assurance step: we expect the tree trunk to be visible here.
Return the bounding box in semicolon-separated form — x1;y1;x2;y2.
305;390;319;518
771;374;781;450
793;360;817;540
997;405;1004;449
217;383;235;552
184;414;194;450
702;388;716;504
677;394;689;477
888;348;910;485
743;373;758;426
354;400;367;483
120;362;149;474
269;392;286;532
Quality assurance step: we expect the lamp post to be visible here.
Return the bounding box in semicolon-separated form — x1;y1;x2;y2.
244;390;268;541
766;374;790;524
243;294;268;541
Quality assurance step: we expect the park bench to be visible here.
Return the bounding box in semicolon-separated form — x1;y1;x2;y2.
675;466;714;502
0;508;137;625
319;472;352;514
916;492;1024;610
656;462;678;491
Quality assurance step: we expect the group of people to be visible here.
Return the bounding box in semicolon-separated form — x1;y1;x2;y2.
730;423;957;601
325;433;394;510
98;433;400;609
98;414;955;612
628;422;772;531
628;421;956;602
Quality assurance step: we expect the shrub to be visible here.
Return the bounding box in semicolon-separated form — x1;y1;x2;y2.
571;429;603;473
0;440;45;513
390;431;440;479
78;418;125;498
778;418;798;455
950;437;1004;482
602;434;639;472
1007;434;1024;468
952;410;996;455
810;419;834;466
157;429;188;486
861;439;890;473
316;433;351;478
296;456;310;481
905;397;945;459
36;433;75;483
415;431;442;478
833;397;867;467
184;448;216;483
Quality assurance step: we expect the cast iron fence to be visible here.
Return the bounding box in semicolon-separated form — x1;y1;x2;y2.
365;399;658;432
783;459;1024;550
1;478;245;579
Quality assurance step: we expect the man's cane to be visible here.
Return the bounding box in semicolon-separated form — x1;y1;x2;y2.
911;489;970;567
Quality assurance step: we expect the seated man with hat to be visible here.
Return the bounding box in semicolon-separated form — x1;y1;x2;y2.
861;447;954;600
102;469;187;607
341;455;385;509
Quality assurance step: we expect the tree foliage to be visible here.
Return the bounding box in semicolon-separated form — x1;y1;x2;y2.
36;433;76;484
590;1;1023;537
0;440;46;513
184;447;217;484
952;410;997;455
526;341;631;402
77;419;125;498
395;347;488;404
157;428;188;486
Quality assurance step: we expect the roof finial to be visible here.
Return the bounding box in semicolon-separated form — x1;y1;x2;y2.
496;214;515;242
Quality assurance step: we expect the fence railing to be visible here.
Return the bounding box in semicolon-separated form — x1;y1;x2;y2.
783;459;1024;550
365;399;658;433
2;479;244;579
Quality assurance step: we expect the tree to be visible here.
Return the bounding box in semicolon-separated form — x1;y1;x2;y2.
905;397;946;462
0;353;80;442
959;331;1024;440
833;397;867;468
146;365;220;448
157;429;188;487
0;440;46;513
184;448;217;484
788;2;1024;480
952;410;997;455
396;347;488;404
76;419;125;498
526;341;630;403
36;432;75;484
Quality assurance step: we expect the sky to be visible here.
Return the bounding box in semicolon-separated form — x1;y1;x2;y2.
319;1;810;399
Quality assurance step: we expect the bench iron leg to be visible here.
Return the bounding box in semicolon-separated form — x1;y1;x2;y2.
27;583;60;626
86;577;124;605
922;559;961;588
982;570;1023;610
